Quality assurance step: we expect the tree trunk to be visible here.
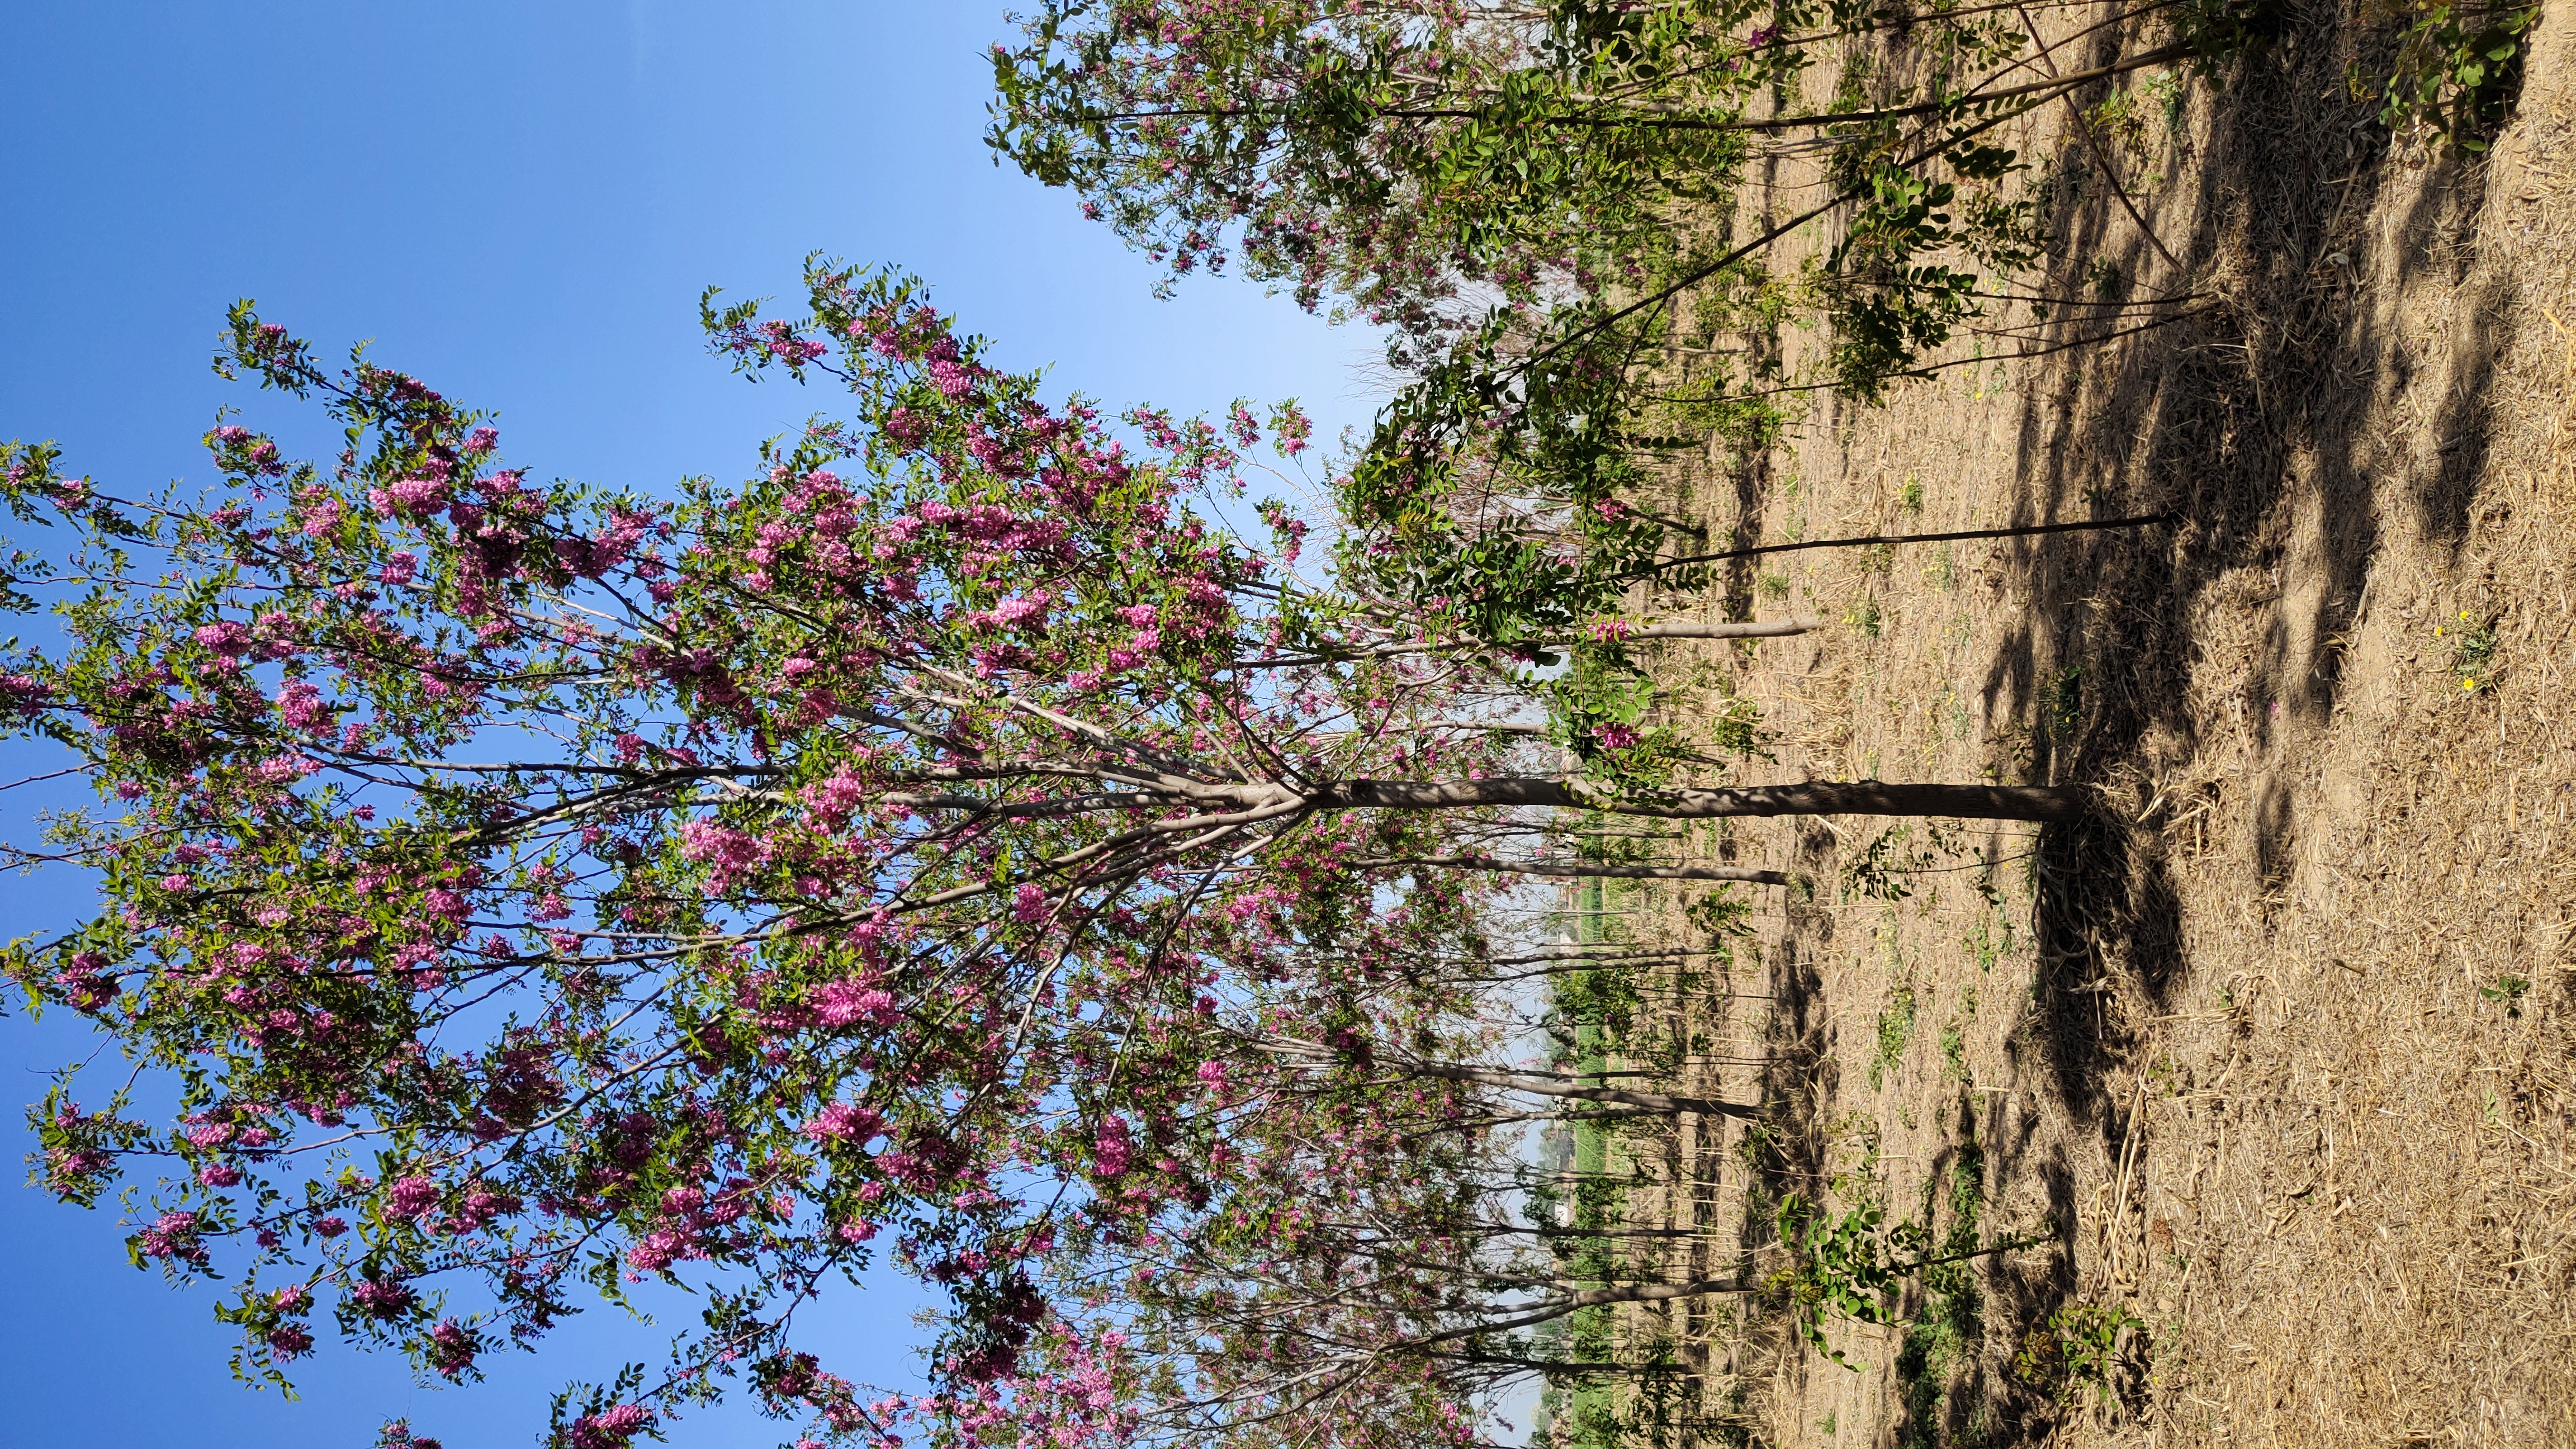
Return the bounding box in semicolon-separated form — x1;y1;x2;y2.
1318;775;2082;822
1556;616;1819;642
1647;514;2172;575
1408;1277;1750;1346
1362;854;1790;886
1398;1060;1757;1120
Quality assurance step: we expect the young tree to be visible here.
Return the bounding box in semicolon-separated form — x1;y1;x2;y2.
0;262;2068;1444
993;0;2215;733
990;0;2242;381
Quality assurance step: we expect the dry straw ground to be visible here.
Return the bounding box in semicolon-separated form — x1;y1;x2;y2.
1608;0;2576;1442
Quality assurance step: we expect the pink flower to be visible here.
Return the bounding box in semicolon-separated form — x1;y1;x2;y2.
276;679;329;731
427;1319;478;1380
349;1277;416;1319
0;673;54;718
809;981;897;1029
561;1403;656;1449
386;476;447;513
1093;1116;1133;1179
58;965;120;1012
625;1228;693;1272
135;1210;209;1267
801;1101;886;1145
678;820;766;890
382;1175;440;1220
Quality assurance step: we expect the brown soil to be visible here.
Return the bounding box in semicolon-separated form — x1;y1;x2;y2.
1614;2;2576;1443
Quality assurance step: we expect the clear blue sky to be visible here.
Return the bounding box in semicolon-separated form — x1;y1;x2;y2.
0;4;1377;1445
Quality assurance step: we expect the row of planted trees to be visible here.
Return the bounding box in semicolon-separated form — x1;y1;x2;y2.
0;1;2532;1446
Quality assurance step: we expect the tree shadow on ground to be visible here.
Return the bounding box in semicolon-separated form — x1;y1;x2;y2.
1956;0;2523;1438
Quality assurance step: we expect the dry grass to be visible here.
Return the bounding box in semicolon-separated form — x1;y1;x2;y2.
1605;1;2576;1443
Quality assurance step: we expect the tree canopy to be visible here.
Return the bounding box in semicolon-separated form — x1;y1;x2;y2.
0;259;2075;1447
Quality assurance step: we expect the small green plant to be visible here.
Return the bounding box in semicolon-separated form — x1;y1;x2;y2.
2440;609;2500;690
2480;973;2531;1016
2040;662;2084;740
1736;1120;1787;1173
1704;695;1778;761
1856;541;1896;574
2138;69;2184;131
1900;473;1924;514
2017;1301;2143;1403
1938;1019;1969;1081
1921;544;1956;592
1966;916;2002;973
2086;90;2154;164
1871;983;1919;1090
1774;1183;2043;1375
1769;1195;1917;1368
1686;885;1758;937
2377;1;2536;151
1848;825;1918;903
1758;571;1793;599
1896;1149;1991;1446
1849;593;1884;638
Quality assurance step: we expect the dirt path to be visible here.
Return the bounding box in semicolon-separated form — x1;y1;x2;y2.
1628;2;2576;1442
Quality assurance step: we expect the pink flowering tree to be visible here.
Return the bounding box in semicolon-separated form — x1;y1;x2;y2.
0;259;2071;1446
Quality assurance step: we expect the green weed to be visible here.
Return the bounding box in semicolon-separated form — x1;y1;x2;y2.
2016;1301;2142;1403
2480;973;2531;1017
2040;662;2084;740
2375;2;2536;152
2441;609;2500;691
1870;983;1919;1090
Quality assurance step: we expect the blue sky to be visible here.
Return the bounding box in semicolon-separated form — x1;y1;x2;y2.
0;4;1378;1445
